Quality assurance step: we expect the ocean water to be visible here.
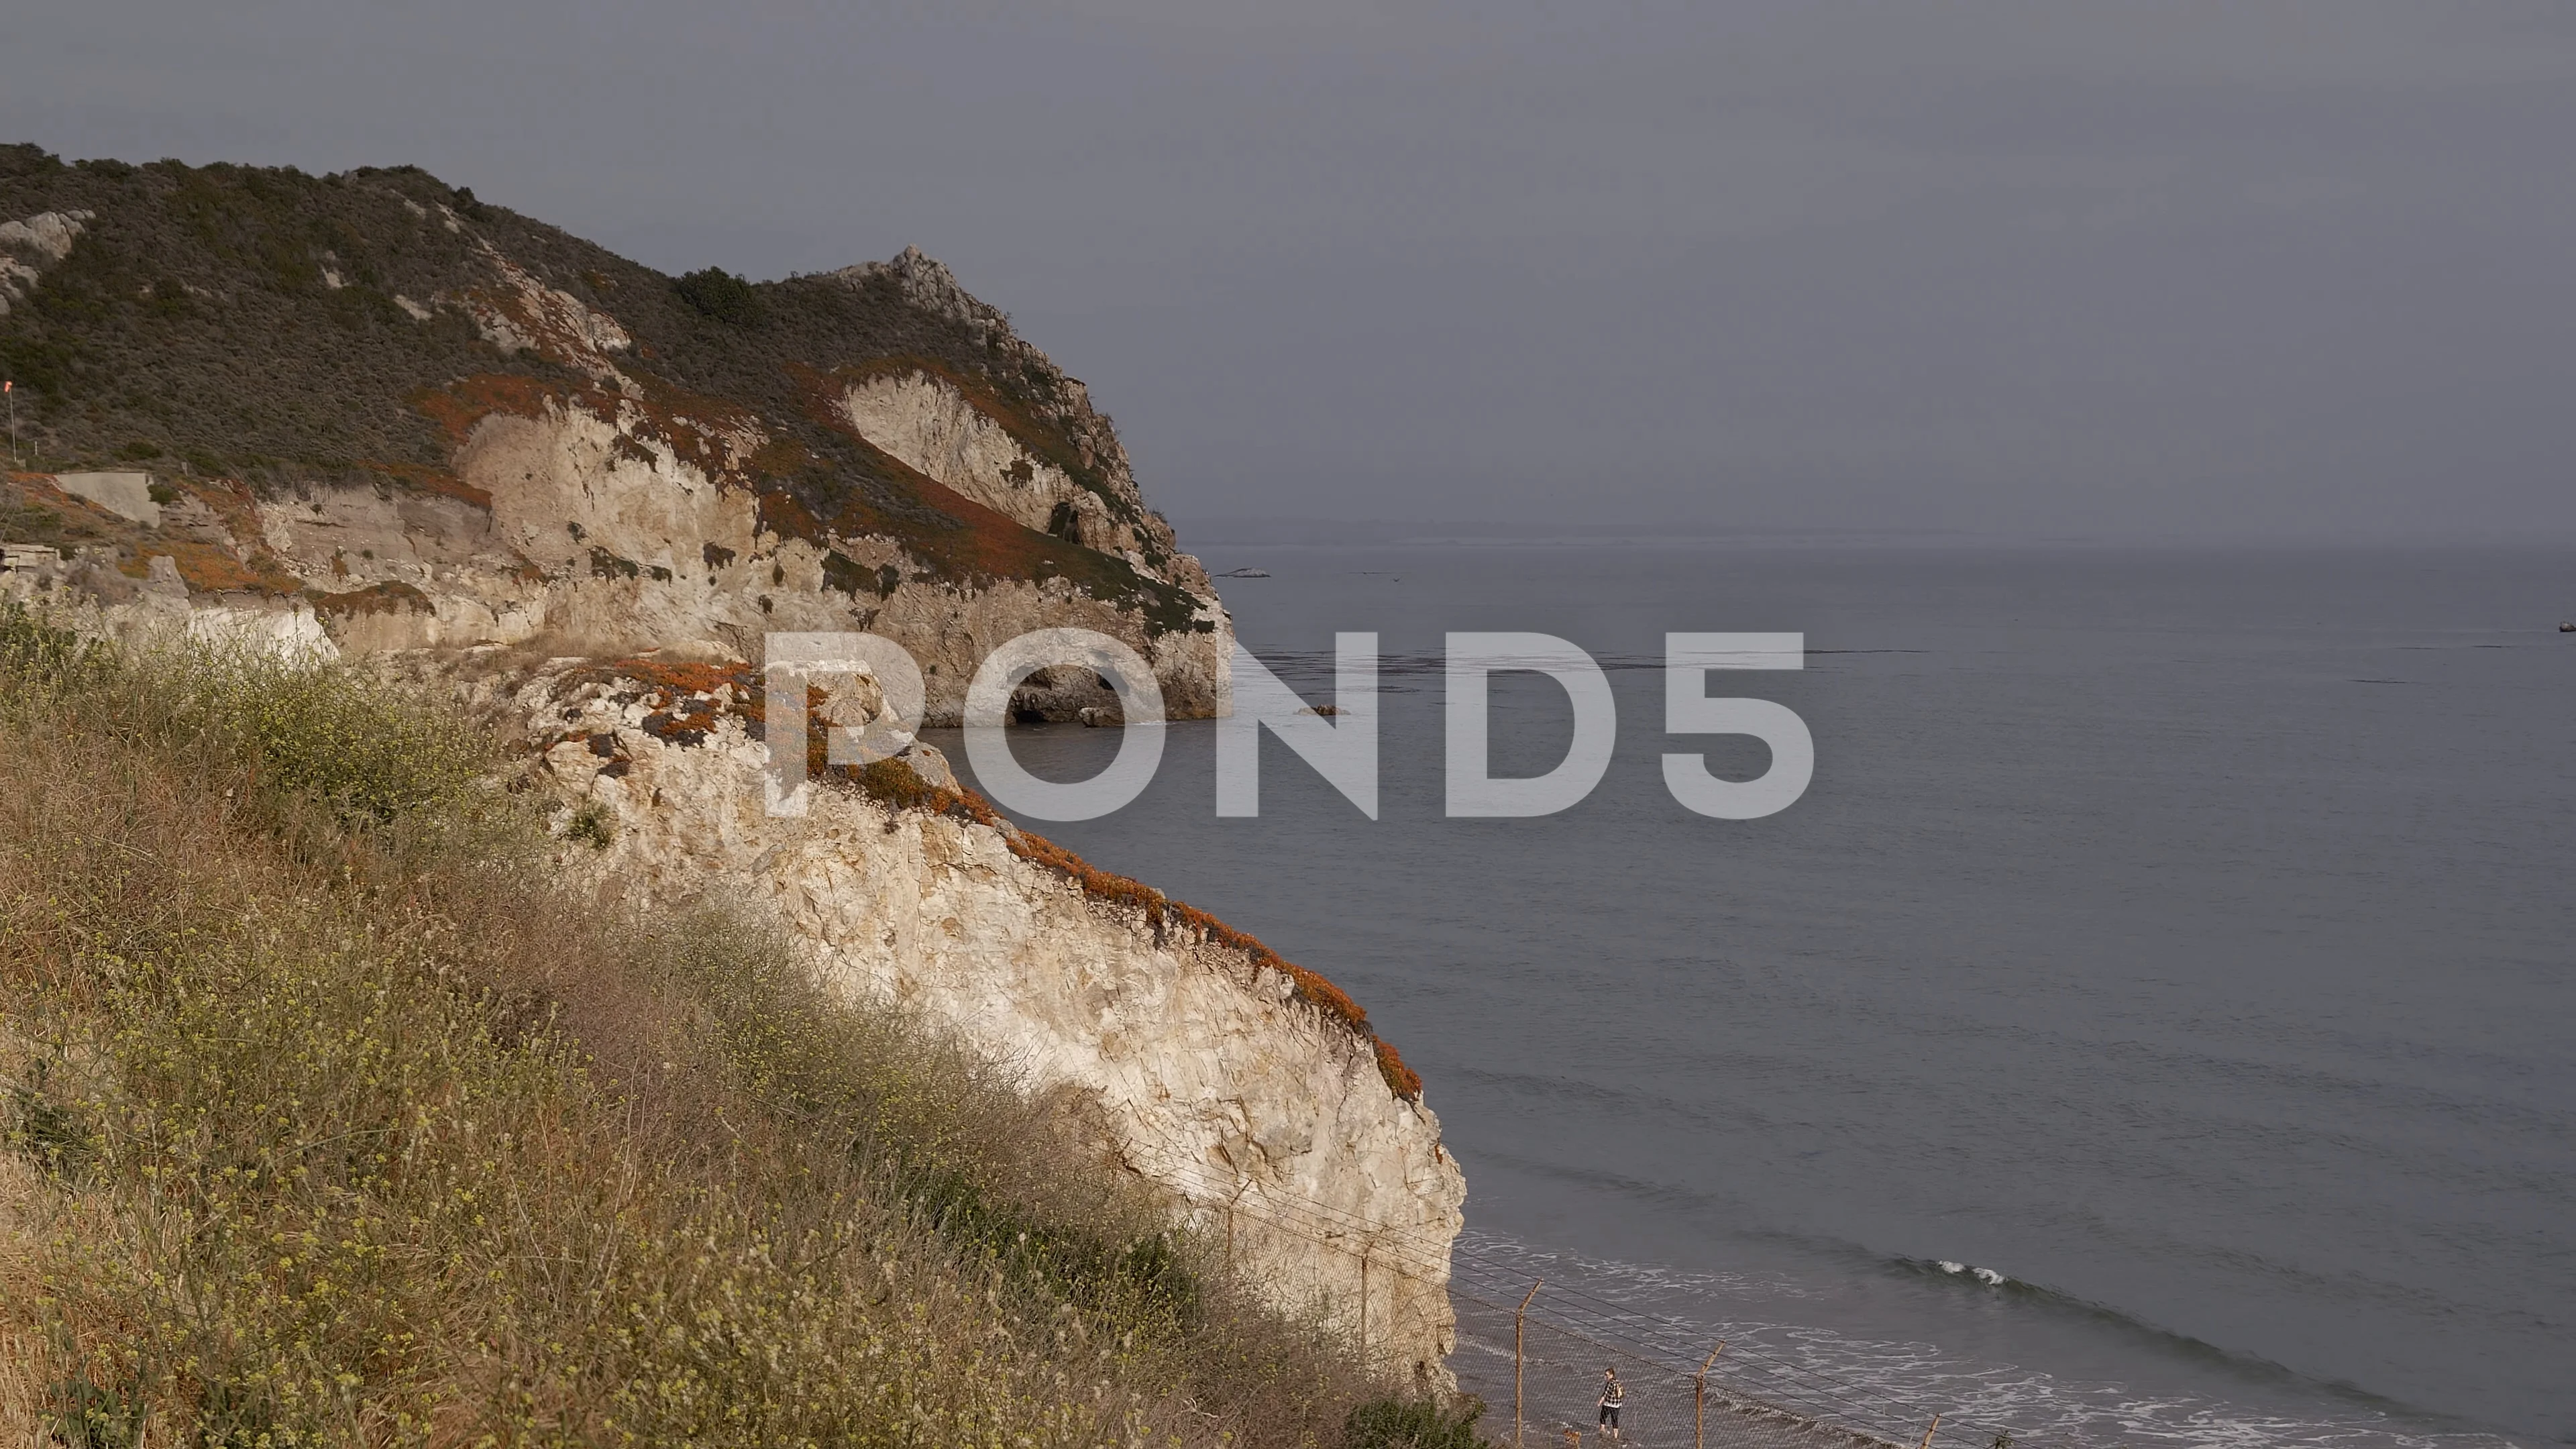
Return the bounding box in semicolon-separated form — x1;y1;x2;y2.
924;543;2576;1448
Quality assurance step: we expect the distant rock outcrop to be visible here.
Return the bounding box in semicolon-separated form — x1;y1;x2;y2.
0;206;91;315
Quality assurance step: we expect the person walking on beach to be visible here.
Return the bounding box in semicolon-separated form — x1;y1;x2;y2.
1597;1368;1625;1440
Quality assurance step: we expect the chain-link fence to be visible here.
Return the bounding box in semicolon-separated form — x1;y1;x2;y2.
1452;1281;1958;1449
1130;1150;2030;1449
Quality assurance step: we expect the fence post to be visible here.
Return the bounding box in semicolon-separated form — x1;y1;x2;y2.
1917;1413;1942;1449
1359;1239;1373;1366
1694;1341;1725;1449
1515;1279;1543;1446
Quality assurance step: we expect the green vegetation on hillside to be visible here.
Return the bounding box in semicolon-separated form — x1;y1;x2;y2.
674;268;767;327
0;606;1458;1447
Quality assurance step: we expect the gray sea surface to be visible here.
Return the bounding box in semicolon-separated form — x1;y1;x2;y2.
924;543;2575;1448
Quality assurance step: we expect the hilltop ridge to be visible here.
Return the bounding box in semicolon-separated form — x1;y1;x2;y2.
0;144;1228;720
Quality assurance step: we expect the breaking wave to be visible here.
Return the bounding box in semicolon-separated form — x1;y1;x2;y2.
1450;1232;2530;1449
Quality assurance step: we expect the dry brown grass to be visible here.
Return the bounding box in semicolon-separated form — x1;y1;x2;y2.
1;1071;52;1444
0;608;1440;1448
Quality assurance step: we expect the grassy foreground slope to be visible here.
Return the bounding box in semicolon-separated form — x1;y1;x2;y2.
0;606;1480;1449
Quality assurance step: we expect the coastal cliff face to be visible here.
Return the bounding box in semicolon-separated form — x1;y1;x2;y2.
1;146;1464;1384
464;655;1465;1383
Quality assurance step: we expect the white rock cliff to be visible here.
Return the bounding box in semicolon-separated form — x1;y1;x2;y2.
505;660;1468;1384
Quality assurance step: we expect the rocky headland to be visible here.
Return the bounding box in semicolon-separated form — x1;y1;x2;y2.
0;144;1461;1383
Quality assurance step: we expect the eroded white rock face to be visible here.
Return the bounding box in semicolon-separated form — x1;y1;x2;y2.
461;402;759;585
0;210;90;262
455;236;633;381
517;676;1465;1386
237;400;1233;721
837;370;1117;547
0;209;94;316
829;250;1219;607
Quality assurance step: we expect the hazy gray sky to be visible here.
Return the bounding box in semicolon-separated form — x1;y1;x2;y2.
7;2;2573;539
